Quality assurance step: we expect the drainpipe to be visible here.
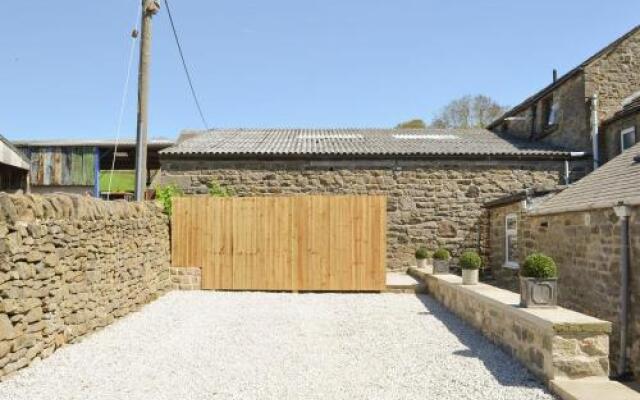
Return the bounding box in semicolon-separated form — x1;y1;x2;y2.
563;160;571;185
590;95;600;170
613;203;631;378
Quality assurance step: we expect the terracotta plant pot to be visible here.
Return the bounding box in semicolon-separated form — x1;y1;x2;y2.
462;269;479;285
519;277;558;308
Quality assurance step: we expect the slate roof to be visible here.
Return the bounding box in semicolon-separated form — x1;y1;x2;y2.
487;24;640;130
531;142;640;215
160;128;580;159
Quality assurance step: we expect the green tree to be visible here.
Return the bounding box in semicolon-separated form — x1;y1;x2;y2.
395;119;427;129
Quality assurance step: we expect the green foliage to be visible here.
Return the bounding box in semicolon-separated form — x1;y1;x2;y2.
208;182;235;197
156;184;183;216
415;246;430;259
459;251;482;270
99;170;135;193
521;252;557;279
433;248;450;260
396;119;427;129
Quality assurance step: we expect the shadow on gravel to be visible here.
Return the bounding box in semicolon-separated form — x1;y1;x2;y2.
414;294;545;390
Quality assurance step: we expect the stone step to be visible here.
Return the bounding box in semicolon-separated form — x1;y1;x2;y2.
385;272;426;293
550;378;640;400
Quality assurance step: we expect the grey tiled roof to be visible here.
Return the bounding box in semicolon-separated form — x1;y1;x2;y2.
160;128;577;158
532;142;640;215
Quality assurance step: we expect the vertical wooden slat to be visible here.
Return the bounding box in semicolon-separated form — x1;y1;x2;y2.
172;195;386;291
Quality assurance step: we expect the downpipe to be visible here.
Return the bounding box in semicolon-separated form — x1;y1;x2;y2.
613;204;631;379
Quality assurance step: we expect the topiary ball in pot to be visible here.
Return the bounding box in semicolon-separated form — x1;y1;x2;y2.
520;252;558;308
459;251;481;285
432;248;450;274
414;246;431;269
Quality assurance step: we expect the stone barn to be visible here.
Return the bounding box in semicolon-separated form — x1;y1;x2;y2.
157;128;589;270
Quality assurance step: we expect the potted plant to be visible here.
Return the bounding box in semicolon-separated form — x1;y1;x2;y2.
519;252;558;308
415;246;431;269
432;248;450;274
459;251;482;285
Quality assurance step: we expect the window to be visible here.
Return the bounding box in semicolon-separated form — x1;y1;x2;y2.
541;96;559;128
621;127;636;152
504;213;519;268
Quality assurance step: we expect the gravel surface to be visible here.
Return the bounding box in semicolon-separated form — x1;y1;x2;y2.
0;291;555;400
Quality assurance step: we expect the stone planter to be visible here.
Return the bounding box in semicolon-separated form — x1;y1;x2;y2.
433;259;449;274
416;258;428;269
462;269;479;285
520;277;558;308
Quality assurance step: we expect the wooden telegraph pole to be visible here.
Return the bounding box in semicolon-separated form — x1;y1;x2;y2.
134;0;160;201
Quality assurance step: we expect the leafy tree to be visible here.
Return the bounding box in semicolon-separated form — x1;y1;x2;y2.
431;95;507;128
395;119;427;129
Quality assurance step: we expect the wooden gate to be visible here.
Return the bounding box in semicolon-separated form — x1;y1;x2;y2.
171;195;386;291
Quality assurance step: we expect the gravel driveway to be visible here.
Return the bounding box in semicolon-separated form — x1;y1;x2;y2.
0;291;555;400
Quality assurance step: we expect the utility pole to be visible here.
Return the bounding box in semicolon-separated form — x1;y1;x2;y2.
134;0;160;201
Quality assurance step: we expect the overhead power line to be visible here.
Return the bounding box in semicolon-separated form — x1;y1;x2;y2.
163;0;210;130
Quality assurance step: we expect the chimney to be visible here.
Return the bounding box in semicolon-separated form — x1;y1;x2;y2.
553;69;558;83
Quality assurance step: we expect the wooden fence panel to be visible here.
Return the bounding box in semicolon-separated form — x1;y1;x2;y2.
171;195;386;291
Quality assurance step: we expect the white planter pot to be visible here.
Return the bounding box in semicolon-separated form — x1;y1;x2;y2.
462;269;479;285
416;258;427;268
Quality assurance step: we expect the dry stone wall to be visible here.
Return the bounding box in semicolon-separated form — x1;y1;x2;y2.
159;158;565;270
0;194;171;379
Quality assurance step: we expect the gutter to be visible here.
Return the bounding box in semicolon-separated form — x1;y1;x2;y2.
528;196;640;216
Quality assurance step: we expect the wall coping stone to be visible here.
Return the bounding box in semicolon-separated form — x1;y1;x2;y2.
411;270;612;335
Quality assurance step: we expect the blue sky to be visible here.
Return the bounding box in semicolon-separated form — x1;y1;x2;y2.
1;1;638;141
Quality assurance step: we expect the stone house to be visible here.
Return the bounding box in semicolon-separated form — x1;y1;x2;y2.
157;128;589;270
486;142;640;380
488;24;640;170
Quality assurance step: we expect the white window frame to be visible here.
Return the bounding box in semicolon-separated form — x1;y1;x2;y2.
621;127;636;152
504;213;519;269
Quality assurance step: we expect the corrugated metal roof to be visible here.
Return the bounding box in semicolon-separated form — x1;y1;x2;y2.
531;142;640;215
160;128;577;158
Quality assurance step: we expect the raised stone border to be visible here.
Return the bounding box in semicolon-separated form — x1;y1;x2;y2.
408;267;611;381
170;267;201;290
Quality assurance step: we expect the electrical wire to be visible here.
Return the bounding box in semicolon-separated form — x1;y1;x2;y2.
164;0;210;130
106;2;142;199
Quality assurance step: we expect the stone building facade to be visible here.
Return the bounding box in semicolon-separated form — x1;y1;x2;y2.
159;157;572;270
488;25;640;167
0;194;171;379
488;202;639;380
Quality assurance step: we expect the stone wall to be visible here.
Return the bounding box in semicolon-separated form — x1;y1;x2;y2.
170;267;201;290
409;268;612;382
489;204;640;379
585;28;640;123
158;158;565;270
0;194;171;379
